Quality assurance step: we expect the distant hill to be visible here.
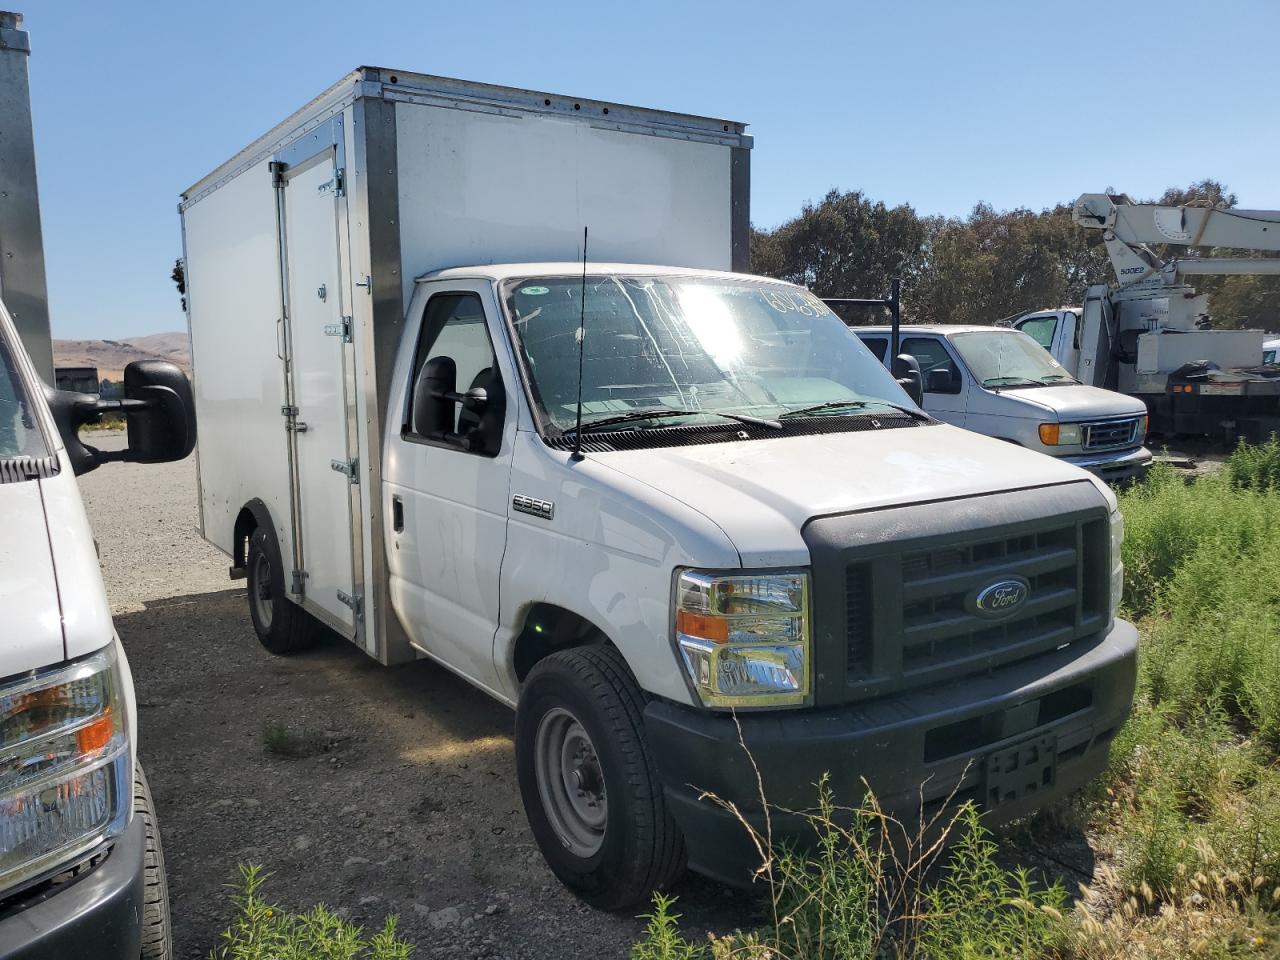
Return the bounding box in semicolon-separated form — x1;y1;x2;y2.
52;333;191;383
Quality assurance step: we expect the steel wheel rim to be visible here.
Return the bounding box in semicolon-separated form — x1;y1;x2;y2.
534;707;607;858
251;550;274;630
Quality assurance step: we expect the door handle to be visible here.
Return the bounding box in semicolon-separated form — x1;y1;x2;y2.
392;495;404;532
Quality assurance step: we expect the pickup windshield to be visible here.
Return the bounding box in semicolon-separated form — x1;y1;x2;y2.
501;275;913;432
0;330;48;460
950;329;1077;389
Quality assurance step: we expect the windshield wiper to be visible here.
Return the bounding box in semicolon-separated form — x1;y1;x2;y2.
568;408;782;435
983;376;1047;390
1036;374;1078;384
779;399;929;422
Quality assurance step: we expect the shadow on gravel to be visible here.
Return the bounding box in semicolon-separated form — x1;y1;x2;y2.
114;588;753;959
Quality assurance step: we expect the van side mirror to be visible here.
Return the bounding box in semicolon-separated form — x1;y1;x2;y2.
892;354;924;406
412;356;457;438
411;356;505;454
926;367;958;394
43;360;197;476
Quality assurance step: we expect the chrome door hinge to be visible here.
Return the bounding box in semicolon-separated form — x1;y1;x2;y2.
323;316;353;342
337;588;364;620
331;458;359;483
290;569;307;596
317;168;345;198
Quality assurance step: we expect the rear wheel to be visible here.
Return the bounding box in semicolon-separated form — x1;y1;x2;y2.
515;645;685;911
246;525;318;654
134;764;172;960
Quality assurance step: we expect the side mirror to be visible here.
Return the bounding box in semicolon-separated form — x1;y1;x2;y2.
413;356;457;438
926;367;957;394
892;353;924;406
43;360;196;476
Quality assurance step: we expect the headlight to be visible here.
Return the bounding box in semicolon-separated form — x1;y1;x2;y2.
1136;415;1149;442
1109;509;1125;621
1038;422;1082;446
674;570;810;708
0;646;130;895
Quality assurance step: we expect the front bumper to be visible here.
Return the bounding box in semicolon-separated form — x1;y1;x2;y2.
1061;445;1152;483
645;619;1138;886
0;815;144;960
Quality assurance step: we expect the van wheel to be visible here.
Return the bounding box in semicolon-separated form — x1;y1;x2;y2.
246;526;318;654
135;764;173;960
515;645;685;911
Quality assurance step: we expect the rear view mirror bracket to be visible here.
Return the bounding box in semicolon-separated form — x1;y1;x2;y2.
43;360;197;476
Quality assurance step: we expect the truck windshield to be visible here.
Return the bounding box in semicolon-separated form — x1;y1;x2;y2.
950;330;1077;389
501;275;912;432
0;330;48;460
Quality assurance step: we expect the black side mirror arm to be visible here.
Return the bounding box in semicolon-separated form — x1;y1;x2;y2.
892;353;924;407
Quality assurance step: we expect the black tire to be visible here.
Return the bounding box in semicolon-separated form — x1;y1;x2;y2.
515;645;685;911
134;764;172;960
246;525;319;654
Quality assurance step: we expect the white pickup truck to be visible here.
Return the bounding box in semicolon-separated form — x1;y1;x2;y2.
181;68;1138;910
1;298;195;958
855;324;1152;483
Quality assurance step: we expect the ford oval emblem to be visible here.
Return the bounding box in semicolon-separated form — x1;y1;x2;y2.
971;577;1030;619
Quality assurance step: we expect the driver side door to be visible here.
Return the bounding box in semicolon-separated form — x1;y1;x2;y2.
386;284;513;693
900;336;967;426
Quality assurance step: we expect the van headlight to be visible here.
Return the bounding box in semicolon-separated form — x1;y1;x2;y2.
0;646;131;895
1038;422;1082;446
1110;509;1125;621
674;569;811;708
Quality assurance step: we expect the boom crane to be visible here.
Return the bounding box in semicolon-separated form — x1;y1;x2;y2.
1010;193;1280;444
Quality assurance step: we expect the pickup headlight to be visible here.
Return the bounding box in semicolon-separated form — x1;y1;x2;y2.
0;646;130;895
1110;509;1125;621
1038;422;1082;446
674;569;811;708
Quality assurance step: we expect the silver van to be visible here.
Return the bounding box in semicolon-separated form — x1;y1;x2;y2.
856;325;1152;482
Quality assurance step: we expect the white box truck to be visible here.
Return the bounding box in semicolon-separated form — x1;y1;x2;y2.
180;68;1138;910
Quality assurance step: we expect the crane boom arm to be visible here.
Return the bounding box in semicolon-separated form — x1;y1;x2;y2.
1074;193;1280;253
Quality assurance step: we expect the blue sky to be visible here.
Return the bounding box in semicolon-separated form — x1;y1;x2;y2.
19;0;1280;339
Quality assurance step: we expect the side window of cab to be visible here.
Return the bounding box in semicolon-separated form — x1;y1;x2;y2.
405;292;507;456
900;336;962;394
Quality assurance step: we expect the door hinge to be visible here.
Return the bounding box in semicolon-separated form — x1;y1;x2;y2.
331;458;359;483
269;161;287;187
317;168;345;198
291;569;307;596
337;588;364;620
323;316;353;342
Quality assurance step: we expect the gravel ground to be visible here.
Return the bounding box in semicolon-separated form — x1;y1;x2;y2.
79;434;753;959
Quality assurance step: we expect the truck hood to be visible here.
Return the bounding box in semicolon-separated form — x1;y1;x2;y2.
0;478;65;675
594;423;1107;566
991;384;1147;421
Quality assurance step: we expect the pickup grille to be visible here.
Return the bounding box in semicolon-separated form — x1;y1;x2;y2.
1082;417;1139;450
812;486;1111;705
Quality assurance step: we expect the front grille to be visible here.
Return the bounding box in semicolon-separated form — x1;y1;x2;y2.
1082;417;1139;450
838;512;1108;700
898;526;1079;675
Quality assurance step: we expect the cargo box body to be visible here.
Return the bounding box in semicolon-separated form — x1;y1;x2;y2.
179;67;751;663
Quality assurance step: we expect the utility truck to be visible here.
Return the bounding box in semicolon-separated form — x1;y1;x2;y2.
1013;193;1280;442
180;68;1138;909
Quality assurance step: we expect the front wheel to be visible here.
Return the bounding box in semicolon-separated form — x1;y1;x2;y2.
515;645;685;911
134;764;172;960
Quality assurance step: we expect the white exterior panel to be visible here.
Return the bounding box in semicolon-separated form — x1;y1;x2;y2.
183;159;293;563
394;102;733;306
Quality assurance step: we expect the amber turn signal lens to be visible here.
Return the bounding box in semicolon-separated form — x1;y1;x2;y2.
1038;423;1060;445
675;610;729;643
